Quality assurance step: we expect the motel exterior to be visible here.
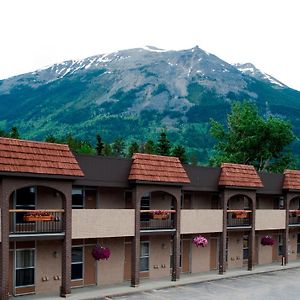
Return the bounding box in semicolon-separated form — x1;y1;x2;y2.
0;137;300;299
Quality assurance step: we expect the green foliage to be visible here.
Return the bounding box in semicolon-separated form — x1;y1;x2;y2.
10;126;20;139
172;145;188;163
112;137;125;157
96;134;104;156
127;141;140;158
102;143;112;156
209;101;296;172
156;131;171;156
45;134;59;143
143;140;156;154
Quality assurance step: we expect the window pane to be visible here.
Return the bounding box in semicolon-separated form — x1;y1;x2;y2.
72;189;83;207
141;243;149;256
72;247;83;263
16;268;34;287
16;187;35;206
71;263;83;280
16;250;34;268
140;257;149;272
243;249;249;260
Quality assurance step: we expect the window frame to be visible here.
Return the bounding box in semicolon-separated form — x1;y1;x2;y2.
15;248;35;288
243;235;249;260
71;246;84;281
140;241;150;272
72;188;85;209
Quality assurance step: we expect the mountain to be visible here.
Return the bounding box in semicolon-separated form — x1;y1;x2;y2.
1;45;300;163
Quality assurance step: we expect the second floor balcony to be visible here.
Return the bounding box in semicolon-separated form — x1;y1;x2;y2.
140;210;175;231
9;209;64;236
227;210;251;228
289;210;300;226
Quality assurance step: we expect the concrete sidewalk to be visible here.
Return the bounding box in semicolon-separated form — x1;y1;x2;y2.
15;261;300;300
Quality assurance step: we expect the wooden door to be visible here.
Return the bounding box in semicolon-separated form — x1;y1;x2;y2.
210;238;218;270
124;243;131;281
84;246;96;286
182;240;190;273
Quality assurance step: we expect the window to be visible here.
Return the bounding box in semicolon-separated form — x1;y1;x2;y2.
140;242;149;272
71;247;83;280
225;237;228;262
278;234;283;256
297;234;300;255
140;194;150;222
72;188;84;208
15;249;35;287
15;187;36;224
243;235;249;260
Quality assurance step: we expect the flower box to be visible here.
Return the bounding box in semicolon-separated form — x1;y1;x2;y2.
233;211;248;219
23;211;55;222
152;210;170;220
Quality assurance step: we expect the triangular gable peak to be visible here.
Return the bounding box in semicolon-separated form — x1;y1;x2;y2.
219;163;263;188
0;137;84;177
283;169;300;190
128;153;190;184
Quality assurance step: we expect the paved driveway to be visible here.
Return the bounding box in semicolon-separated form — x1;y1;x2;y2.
110;268;300;300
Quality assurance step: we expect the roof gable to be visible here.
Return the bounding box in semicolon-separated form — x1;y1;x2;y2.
283;169;300;190
129;153;190;184
0;137;84;177
219;163;263;188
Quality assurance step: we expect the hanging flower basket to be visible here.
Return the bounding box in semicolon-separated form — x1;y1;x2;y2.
152;210;170;220
92;245;111;260
23;211;55;222
192;235;208;247
261;235;274;246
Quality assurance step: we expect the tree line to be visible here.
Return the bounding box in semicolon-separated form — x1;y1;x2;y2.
1;101;297;172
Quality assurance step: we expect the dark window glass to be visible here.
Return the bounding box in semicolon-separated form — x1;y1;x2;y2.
140;242;149;272
16;187;35;207
72;247;83;263
71;247;83;280
72;189;83;208
71;264;83;280
16;268;34;287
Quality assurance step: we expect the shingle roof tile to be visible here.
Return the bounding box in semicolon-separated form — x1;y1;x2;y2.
128;153;190;184
283;169;300;190
219;163;263;188
0;137;84;177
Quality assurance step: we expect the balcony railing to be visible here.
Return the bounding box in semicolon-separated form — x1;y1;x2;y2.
289;210;300;225
9;209;64;235
227;210;251;227
140;210;175;230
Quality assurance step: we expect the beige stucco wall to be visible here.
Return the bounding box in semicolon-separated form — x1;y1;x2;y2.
37;186;63;209
35;240;62;294
192;193;212;209
72;209;135;238
191;240;210;273
181;210;223;234
149;236;171;279
97;238;125;285
98;188;125;208
227;233;243;269
256;232;273;265
255;210;286;230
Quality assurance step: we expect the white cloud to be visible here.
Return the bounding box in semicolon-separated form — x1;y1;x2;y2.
0;0;299;90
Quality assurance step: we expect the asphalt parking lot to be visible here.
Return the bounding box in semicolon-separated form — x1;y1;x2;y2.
110;268;300;300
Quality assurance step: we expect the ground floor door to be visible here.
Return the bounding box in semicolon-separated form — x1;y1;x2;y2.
84;245;97;286
181;240;190;273
210;238;218;270
124;242;131;281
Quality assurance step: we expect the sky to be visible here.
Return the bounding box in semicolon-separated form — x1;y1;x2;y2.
1;0;300;90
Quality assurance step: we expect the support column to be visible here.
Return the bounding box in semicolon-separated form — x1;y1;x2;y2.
131;188;140;287
219;191;226;275
60;193;72;297
171;196;180;281
0;188;10;300
248;195;256;271
283;195;290;265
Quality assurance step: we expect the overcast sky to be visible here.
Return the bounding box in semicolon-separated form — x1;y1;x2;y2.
1;0;299;90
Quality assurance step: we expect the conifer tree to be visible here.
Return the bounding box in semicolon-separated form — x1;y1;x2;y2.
112;137;125;157
156;131;171;156
10;126;20;139
96;134;104;155
102;143;112;156
127;141;140;157
172;145;188;163
143;140;156;154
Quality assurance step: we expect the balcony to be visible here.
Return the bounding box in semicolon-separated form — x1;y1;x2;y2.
140;210;175;231
9;209;64;236
227;210;251;228
289;210;300;226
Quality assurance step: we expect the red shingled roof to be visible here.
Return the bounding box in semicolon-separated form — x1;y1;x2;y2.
219;163;263;188
0;137;84;177
283;169;300;190
129;153;190;184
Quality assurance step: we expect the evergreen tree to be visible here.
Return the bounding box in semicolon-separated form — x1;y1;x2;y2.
172;145;188;163
0;129;8;137
189;152;198;166
45;134;59;143
112;137;125;157
102;143;112;156
127;141;140;157
143;140;156;154
96;134;104;155
10;126;20;139
156;131;171;156
78;141;94;154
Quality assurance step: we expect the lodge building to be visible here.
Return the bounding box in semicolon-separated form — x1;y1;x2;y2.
1;136;300;299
